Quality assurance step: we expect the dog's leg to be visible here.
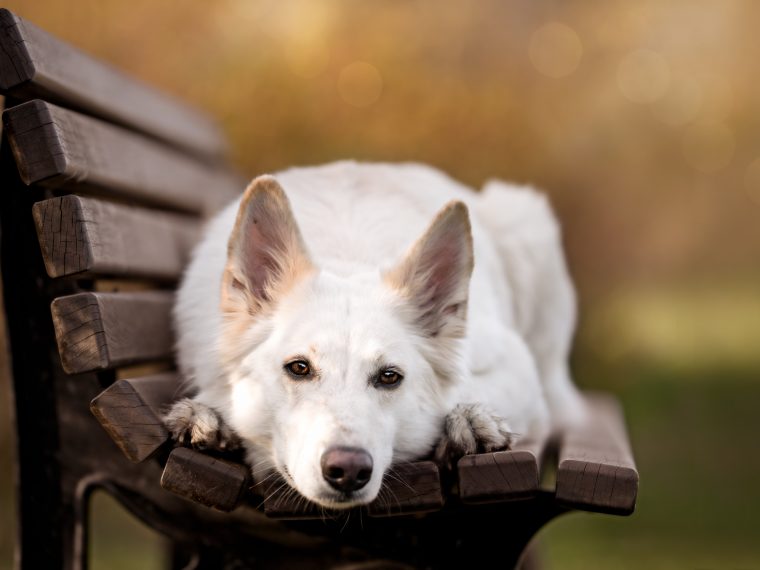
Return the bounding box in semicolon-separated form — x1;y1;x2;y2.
434;403;514;468
163;397;241;451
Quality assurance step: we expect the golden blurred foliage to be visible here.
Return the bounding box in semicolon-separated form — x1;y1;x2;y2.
6;0;760;365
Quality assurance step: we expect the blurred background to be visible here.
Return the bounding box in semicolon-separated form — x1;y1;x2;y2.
1;0;759;568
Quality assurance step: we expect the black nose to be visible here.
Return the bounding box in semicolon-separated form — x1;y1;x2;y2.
320;446;373;493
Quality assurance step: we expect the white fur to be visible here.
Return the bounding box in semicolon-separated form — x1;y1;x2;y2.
170;161;585;508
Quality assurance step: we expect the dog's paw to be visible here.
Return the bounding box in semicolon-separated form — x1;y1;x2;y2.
163;398;241;451
434;403;513;468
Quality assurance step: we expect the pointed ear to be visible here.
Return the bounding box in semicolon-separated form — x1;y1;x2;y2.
383;201;474;338
222;175;313;315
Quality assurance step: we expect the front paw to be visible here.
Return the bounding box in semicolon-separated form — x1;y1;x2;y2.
163;398;241;451
434;403;513;468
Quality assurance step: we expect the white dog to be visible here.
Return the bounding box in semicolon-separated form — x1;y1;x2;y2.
164;161;585;509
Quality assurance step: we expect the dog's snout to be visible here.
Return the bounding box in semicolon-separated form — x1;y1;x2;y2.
320;446;373;493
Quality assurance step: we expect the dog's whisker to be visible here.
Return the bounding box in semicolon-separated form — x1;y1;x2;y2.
339;509;352;534
252;470;280;487
384;469;415;493
262;479;292;505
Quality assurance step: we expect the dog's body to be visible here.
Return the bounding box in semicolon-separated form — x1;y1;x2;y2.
165;161;585;508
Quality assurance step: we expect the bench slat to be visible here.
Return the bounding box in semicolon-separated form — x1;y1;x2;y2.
33;195;200;280
366;461;444;517
3;100;241;214
257;461;444;519
90;373;180;462
555;393;639;514
51;291;174;374
161;447;250;512
0;9;227;159
457;437;545;504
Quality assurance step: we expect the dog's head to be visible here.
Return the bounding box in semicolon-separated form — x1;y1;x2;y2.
219;176;473;508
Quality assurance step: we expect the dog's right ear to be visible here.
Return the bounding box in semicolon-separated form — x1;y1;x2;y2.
383;200;474;339
222;176;313;316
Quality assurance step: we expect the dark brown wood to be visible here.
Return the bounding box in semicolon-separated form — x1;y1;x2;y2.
555;393;639;515
90;373;181;462
3;100;242;214
33;195;201;280
367;462;444;517
0;9;227;159
161;447;250;512
259;481;325;520
51;291;174;374
457;437;545;504
258;461;444;520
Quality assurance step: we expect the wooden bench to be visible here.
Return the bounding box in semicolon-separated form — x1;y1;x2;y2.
0;9;638;569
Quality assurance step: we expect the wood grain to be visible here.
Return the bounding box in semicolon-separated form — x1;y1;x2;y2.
161;447;250;512
258;461;444;519
90;373;181;462
0;9;227;159
33;195;200;280
367;461;444;517
51;291;174;374
555;393;639;515
3;100;241;214
457;437;545;504
258;481;325;520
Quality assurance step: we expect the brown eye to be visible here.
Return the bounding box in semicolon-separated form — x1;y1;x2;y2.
285;360;311;378
376;368;403;388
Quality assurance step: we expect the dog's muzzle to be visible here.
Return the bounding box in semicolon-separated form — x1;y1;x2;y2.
320;446;373;493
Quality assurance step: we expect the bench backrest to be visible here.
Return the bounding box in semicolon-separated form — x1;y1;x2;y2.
0;9;277;568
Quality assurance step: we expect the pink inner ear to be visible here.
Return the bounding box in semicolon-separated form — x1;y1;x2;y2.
240;211;282;302
411;231;470;335
426;240;459;297
426;234;464;296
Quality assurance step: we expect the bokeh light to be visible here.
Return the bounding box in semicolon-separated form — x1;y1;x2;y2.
617;49;670;103
529;22;583;79
650;74;702;126
682;120;735;173
284;40;330;79
337;61;383;108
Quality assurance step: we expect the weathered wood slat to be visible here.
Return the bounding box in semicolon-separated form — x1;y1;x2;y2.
51;291;174;374
457;437;545;504
256;461;443;519
3;100;242;214
90;372;180;463
33;195;200;280
258;481;323;520
161;447;250;512
0;9;227;159
555;393;639;515
367;461;444;517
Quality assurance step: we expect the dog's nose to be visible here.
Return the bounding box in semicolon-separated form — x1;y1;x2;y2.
320;446;373;493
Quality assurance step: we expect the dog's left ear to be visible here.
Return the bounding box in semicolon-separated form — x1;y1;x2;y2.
384;200;474;338
222;175;314;316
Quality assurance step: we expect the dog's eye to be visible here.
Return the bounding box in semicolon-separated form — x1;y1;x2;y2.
285;360;311;378
375;369;403;388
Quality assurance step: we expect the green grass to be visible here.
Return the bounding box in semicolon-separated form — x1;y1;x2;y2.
538;366;760;569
